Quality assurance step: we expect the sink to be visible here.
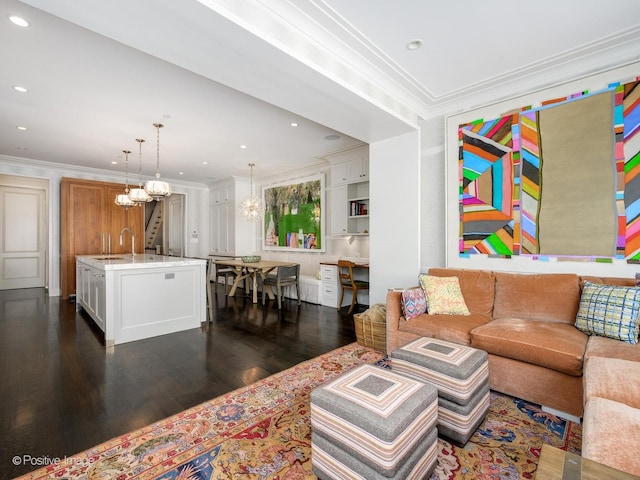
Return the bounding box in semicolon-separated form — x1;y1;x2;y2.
93;256;126;260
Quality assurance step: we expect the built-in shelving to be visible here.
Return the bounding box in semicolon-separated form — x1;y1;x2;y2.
329;146;370;235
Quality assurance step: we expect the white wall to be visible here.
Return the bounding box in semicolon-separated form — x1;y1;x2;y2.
0;155;210;296
369;131;421;304
419;115;447;270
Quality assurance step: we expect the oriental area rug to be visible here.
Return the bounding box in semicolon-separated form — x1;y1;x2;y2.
17;343;581;480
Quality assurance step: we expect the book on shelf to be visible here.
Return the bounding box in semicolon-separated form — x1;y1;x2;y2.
350;201;368;216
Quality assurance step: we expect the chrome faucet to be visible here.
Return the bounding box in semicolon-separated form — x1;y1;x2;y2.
119;227;136;257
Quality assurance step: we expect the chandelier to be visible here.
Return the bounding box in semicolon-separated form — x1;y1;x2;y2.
128;138;152;204
144;123;172;201
114;149;136;208
240;162;264;222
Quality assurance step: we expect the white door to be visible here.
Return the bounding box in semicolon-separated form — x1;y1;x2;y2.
0;184;47;289
166;194;184;257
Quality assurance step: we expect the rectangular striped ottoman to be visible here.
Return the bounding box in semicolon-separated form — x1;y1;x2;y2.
310;364;439;480
391;337;490;445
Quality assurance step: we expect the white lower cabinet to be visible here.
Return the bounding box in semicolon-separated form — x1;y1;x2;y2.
321;264;338;307
77;263;106;331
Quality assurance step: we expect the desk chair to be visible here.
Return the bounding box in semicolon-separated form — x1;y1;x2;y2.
337;260;369;314
262;264;301;309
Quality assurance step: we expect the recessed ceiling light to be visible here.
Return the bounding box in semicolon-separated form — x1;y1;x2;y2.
324;134;340;141
290;122;299;127
202;161;208;165
406;39;423;50
8;15;29;27
12;85;28;93
16;126;27;131
111;161;118;165
240;145;247;149
179;171;184;175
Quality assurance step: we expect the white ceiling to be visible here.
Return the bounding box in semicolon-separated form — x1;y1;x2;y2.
2;0;640;185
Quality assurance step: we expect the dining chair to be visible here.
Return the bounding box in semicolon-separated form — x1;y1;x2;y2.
206;258;215;322
262;264;301;309
213;262;239;294
337;259;369;314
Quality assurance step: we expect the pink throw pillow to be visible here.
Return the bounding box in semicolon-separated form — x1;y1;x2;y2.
401;287;427;320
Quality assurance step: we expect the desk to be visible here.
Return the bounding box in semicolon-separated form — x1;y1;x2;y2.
536;444;639;479
213;259;298;303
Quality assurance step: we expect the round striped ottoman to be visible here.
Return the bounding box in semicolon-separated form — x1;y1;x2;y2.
391;336;490;445
310;363;439;480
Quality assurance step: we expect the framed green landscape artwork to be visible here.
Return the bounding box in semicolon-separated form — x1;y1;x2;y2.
262;174;325;252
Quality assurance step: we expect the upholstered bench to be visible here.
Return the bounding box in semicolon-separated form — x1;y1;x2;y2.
391;337;490;445
310;364;439;480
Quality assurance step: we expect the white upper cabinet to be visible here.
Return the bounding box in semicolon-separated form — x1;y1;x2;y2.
209;178;252;254
347;157;368;182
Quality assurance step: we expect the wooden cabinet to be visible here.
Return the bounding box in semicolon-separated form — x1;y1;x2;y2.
61;178;144;299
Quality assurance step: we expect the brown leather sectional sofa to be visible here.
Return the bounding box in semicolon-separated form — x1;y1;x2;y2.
386;267;640;475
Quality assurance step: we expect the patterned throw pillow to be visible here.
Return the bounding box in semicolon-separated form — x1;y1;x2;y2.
575;281;640;344
400;287;427;320
418;275;470;316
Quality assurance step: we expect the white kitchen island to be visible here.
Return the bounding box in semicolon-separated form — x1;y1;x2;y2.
76;254;207;346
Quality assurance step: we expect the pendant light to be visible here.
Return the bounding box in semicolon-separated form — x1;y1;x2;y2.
144;123;172;201
114;149;136;208
240;162;264;222
128;138;152;204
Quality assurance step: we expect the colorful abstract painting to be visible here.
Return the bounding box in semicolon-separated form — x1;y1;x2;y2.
459;76;640;262
459;115;517;256
624;80;640;259
262;174;324;252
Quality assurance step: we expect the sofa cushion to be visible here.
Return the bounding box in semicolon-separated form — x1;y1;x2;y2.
399;313;491;346
427;268;495;317
493;272;580;324
575;281;640;344
584;335;640;362
418;275;470;315
470;318;588;376
400;287;427;320
582;397;640;477
580;275;636;288
584;357;640;409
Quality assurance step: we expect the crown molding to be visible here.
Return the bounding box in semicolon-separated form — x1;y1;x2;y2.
0;155;209;190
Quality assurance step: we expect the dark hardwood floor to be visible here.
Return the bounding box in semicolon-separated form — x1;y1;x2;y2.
0;287;360;479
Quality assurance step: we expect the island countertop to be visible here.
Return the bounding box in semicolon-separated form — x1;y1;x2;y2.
76;254;206;270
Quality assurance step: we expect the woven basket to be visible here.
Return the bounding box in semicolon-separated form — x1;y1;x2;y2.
354;303;387;352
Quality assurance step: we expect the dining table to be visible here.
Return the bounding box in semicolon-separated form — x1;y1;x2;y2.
212;258;299;303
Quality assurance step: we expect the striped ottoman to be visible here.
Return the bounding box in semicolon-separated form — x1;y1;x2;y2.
391;337;490;445
310;364;439;480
